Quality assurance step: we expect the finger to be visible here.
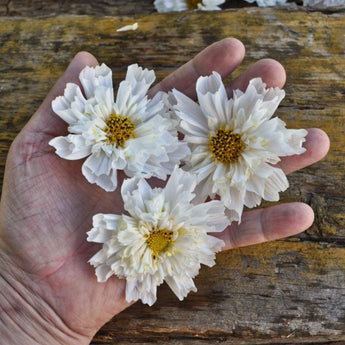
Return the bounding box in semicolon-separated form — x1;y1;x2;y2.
227;58;286;94
149;37;245;99
25;51;99;136
214;202;314;250
275;128;330;175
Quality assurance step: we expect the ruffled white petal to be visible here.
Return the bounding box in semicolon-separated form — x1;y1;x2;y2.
94;86;114;116
87;168;227;305
262;166;289;201
94;264;114;282
154;0;188;12
232;78;285;129
165;275;197;301
173;90;208;133
123;113;189;180
93;213;120;230
154;0;224;12
244;0;287;5
51;63;187;191
49;134;91;160
82;151;118;191
165;165;196;205
190;200;229;233
115;64;155;120
174;74;307;222
79;63;113;99
51;83;88;124
196;72;230;128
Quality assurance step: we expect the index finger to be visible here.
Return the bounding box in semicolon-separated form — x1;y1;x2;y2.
149;38;245;99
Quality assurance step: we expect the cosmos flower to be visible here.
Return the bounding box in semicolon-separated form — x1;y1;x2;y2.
87;167;228;306
244;0;287;6
154;0;225;12
172;73;307;222
49;63;189;191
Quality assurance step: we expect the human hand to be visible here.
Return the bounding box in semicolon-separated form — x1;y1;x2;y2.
0;38;329;344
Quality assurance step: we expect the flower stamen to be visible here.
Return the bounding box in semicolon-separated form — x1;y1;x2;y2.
146;229;173;260
104;113;135;147
209;127;245;164
185;0;202;9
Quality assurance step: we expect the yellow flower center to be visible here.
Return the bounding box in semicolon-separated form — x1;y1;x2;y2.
185;0;202;9
104;113;135;147
208;127;245;164
146;229;173;260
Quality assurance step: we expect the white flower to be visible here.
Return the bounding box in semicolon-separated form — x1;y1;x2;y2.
49;63;189;191
154;0;225;12
87;167;227;306
303;0;344;5
172;73;307;222
244;0;287;6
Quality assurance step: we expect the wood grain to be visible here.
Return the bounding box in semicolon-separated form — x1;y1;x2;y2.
0;0;272;17
0;6;344;344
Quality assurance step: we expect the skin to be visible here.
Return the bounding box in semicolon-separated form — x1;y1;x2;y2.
0;38;330;344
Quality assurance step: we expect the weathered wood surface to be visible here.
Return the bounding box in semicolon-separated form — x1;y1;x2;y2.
0;0;342;17
0;5;345;345
0;0;271;17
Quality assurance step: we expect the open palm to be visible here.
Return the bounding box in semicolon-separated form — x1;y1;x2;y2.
0;38;329;344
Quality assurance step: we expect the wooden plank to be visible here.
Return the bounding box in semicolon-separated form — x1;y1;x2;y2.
0;0;341;17
93;239;345;344
0;0;155;16
0;7;344;344
0;0;257;17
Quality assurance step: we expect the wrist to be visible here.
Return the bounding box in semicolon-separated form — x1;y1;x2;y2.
0;251;90;345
